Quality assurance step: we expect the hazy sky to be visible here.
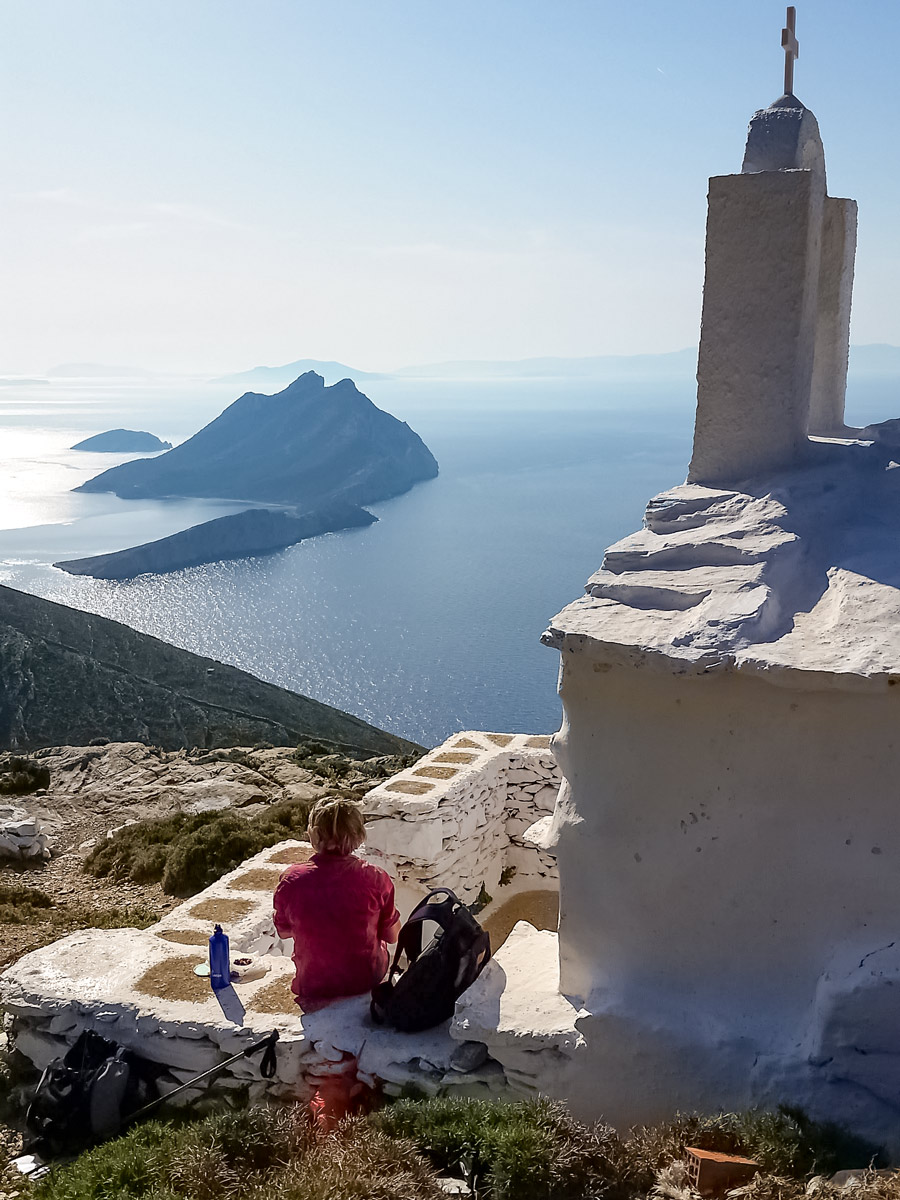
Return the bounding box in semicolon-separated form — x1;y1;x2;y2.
3;0;899;374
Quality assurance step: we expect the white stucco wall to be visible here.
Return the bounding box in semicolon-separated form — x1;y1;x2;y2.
539;646;900;1150
689;97;857;484
552;655;900;1015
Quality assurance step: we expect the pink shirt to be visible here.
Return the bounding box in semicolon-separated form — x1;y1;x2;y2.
273;852;399;1010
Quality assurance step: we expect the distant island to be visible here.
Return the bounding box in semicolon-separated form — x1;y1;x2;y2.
54;504;376;580
212;343;900;383
212;358;383;389
75;371;438;507
71;429;173;453
0;583;418;754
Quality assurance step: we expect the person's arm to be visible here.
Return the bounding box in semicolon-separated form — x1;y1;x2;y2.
377;877;401;944
272;873;293;940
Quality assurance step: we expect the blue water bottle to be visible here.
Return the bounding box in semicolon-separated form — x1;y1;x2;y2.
209;924;230;990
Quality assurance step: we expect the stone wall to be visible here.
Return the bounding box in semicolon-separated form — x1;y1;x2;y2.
361;731;559;916
1;840;515;1107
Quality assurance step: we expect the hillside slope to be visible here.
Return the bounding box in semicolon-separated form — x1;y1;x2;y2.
75;372;438;506
0;585;418;754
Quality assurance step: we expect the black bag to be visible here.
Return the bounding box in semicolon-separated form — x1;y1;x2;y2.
371;888;491;1032
24;1030;157;1158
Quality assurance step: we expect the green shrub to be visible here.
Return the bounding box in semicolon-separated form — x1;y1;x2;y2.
371;1096;619;1200
371;1098;883;1200
291;748;352;780
0;882;54;924
0;1054;15;1125
292;738;332;761
619;1106;882;1188
26;1098;891;1200
291;741;422;781
84;798;315;896
35;1116;186;1200
0;754;51;795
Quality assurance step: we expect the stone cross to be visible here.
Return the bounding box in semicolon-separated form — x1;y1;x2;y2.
782;6;799;95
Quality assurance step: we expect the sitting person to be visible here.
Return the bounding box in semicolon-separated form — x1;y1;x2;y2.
273;797;401;1011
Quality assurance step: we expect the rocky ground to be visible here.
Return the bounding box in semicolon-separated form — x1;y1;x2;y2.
0;740;412;1190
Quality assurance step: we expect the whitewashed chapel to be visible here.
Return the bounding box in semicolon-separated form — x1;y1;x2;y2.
6;10;900;1154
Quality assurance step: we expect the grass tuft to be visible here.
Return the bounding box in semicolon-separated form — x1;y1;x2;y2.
33;1106;443;1200
77;903;160;931
0;882;157;939
0;882;54;924
371;1096;620;1199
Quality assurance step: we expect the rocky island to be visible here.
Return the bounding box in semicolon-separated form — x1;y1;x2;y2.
71;429;172;452
0;584;417;754
53;503;376;580
75;372;438;506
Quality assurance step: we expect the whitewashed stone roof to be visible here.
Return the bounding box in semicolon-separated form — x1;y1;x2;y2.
544;435;900;688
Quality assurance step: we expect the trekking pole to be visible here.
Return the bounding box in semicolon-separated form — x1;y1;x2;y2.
125;1030;279;1125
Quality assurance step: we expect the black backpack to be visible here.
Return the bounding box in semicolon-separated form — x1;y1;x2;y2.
24;1030;158;1158
371;888;491;1032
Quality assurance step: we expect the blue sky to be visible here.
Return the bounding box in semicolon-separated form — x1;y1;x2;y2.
3;0;899;373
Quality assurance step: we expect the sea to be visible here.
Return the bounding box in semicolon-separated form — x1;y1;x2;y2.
0;371;891;747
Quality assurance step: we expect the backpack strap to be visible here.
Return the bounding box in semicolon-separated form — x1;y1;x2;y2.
390;921;422;971
380;889;462;983
406;890;461;931
417;887;461;911
393;889;461;967
260;1032;279;1079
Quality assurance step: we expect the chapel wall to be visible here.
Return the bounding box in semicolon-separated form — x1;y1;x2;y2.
551;653;900;1031
537;651;900;1146
536;80;888;1147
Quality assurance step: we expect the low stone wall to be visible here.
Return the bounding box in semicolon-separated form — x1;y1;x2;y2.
362;731;560;914
0;841;514;1106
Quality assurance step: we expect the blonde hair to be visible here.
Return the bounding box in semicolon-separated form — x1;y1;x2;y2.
307;797;366;856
